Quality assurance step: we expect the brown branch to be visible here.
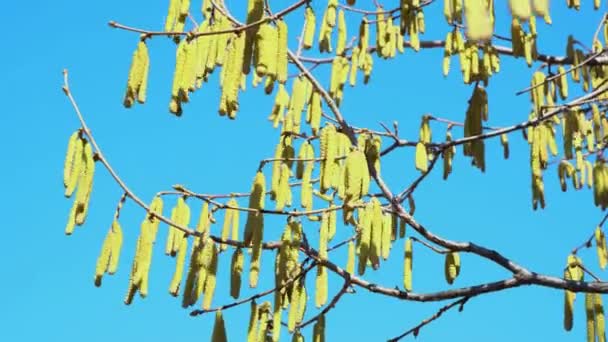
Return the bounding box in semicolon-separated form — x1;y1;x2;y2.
387;297;470;342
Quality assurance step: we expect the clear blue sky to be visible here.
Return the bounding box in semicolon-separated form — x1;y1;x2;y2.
2;1;607;341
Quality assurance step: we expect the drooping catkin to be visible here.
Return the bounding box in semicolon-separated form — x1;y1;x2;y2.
272;291;283;342
203;243;218;309
124;40;150;107
596;226;608;269
169;234;188;296
586;293;596;342
358;203;372;275
313;314;326;342
369;197;383;269
381;213;392;260
94;219;123;287
595;293;606;342
64;131;82;198
244;171;266;244
166;197;191;256
246;172;266;288
255;23;278;78
320;124;338;193
336;9;347;55
303;6;316;49
211;310;228;342
287;279;301;332
74;140;96;227
247;301;259;342
243;0;264;75
444;251;461;284
403;238;413;291
276;20;288;84
346;240;355;274
316;213;329;308
230;247;244;299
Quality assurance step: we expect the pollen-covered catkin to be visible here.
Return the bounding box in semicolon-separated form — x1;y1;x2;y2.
203;243;218;309
276;20;288;84
586;293;596;342
404;238;413;291
244;171;265;245
74;140;95;226
596;226;608;269
124;40;150;107
247;172;266;289
320;124;338;193
595;293;606;342
255;23;278;78
336;9;347;55
64;131;82;198
315;213;329;308
313;314;326;342
444;251;461;284
169;234;188;296
211;310;228;342
230;248;244;299
94;223;115;287
303;6;316;50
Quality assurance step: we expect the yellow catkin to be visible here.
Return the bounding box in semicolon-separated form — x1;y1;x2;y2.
404;238;413;291
229;248;244;299
276;20;288;84
399;216;407;238
108;220;123;275
242;0;264;75
415;142;428;172
203;243;218;309
292;332;304;342
336;9;347;55
211;310;228;342
247;301;259;342
303;6;316;50
220;203;233;251
464;0;493;41
94;224;114;287
381;213;392;260
444;251;461;285
320;124;337;193
64;132;82;198
595;293;606;342
272;291;282;342
196;202;211;239
297;281;308;324
230;198;240;240
124;212;157;304
255;23;278;77
369;198;383;269
247;175;266;289
313;314;326;342
74;140;95;226
596;226;608;269
308;90;322;135
357;204;372;275
244;171;266;245
164;0;179;31
169;235;188;296
301;143;315;211
124;40;149;107
287;280;301;332
346;240;355;274
316;213;329;308
586;293;596;342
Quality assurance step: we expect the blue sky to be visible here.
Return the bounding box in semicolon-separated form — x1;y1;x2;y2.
2;0;607;341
